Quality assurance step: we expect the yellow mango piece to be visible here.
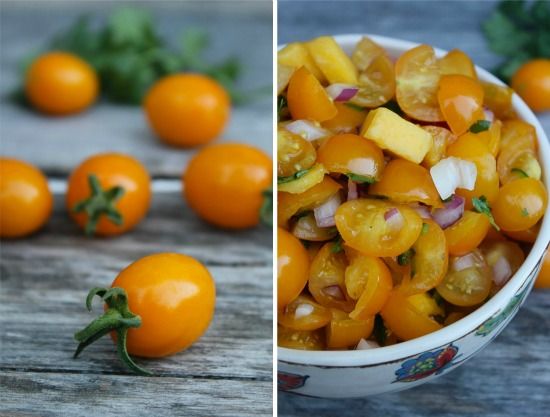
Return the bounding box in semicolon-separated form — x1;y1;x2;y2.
360;108;432;164
278;42;326;83
306;36;358;84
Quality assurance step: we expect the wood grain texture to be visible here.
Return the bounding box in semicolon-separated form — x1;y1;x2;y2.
0;1;273;177
278;0;550;415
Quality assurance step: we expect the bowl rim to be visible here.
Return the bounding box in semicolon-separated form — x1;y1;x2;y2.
278;33;550;368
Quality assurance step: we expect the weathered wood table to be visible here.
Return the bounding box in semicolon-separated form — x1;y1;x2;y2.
278;1;550;415
0;2;273;416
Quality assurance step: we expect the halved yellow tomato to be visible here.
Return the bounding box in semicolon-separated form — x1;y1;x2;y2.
278;295;332;331
326;308;374;349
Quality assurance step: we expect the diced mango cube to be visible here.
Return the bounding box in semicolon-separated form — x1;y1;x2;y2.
360;108;433;164
306;36;359;84
278;42;326;83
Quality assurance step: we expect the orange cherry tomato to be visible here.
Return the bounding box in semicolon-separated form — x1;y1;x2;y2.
326;308;374;349
395;44;444;122
380;290;442;341
25;52;98;115
291;212;337;242
402;220;449;295
475;120;501;157
437;74;484;136
184;143;272;229
369;159;442;207
335;199;423;257
436;250;492;307
66;153;151;236
439;49;477;79
277;128;317;177
492;178;547;232
446;134;499;209
352;54;395;108
346;255;393;320
421;125;456;169
511;59;550;112
309;242;354;312
278;326;325;350
278;176;341;227
111;253;215;357
482;81;514;120
278;228;310;310
316;133;384;180
444;211;490;256
504;223;540;243
535;249;550;289
321;102;368;133
287;66;337;122
497;120;539;185
144;74;230;147
0;158;53;238
278;295;331;331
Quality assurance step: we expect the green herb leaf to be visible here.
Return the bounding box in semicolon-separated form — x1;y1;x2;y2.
521;207;529;217
472;196;500;231
373;315;387;346
397;248;416;266
278;95;288;121
347;173;376;184
331;237;344;254
470;120;491;133
277;169;310;184
421;222;430;235
511;167;529;178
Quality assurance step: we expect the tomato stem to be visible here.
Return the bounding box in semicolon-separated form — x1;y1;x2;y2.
260;187;273;227
72;175;125;236
73;287;153;376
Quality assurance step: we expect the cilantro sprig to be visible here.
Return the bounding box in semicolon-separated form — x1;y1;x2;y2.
18;8;266;105
482;0;550;82
347;173;376;184
397;248;416;266
472;196;500;231
277;168;310;184
469;120;491;133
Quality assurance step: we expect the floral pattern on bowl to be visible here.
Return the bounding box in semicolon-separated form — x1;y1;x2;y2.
393;344;461;382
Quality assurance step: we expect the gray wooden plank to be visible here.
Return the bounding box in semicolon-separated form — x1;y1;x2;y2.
0;0;273;177
278;0;550;414
0;371;272;417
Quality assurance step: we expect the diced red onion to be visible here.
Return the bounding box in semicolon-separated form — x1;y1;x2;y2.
493;257;513;286
347;158;376;177
453;252;479;272
325;84;359;102
410;204;432;219
356;339;380;350
432;194;465;229
430;157;477;200
384;208;404;231
294;303;314;320
314;194;341;227
347;179;358;201
285;120;330;141
322;285;345;300
483;107;495;123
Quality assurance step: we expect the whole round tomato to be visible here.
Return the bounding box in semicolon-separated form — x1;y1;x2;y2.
535;249;550;289
25;52;98;115
0;158;53;238
66;153;151;236
444;211;490;256
492;178;547;232
278;228;309;310
144;74;230;147
511;59;550;112
112;253;215;357
184;143;272;229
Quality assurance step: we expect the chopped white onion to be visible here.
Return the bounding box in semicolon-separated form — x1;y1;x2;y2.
432;195;465;229
314;193;341;228
322;285;345;300
430;157;477;200
347;179;358;201
453;252;479;272
325;84;359;102
285;120;330;141
410;203;432;219
347;158;376;177
493;257;513;286
294;303;314;320
356;339;380;350
483;107;495;123
384;208;404;231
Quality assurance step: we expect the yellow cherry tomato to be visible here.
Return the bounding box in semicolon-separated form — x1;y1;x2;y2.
511;59;550;112
444;211;490;256
535;249;550;289
278;228;309;310
326;308;374;349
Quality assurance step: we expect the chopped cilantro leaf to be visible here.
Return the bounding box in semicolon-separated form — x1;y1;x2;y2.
277;95;288;121
347;173;376;184
521;207;529;217
397;248;416;266
511;167;529;178
472;195;500;231
331;237;344;253
470;120;491;133
421;223;430;235
277;169;310;184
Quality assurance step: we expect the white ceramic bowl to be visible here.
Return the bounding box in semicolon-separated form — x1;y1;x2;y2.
278;34;550;398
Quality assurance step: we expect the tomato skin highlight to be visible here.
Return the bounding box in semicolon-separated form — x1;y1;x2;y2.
0;158;53;238
144;74;230;147
184;143;272;229
111;253;215;358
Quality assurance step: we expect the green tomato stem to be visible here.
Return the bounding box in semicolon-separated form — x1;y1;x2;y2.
260;187;273;228
73;287;153;376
